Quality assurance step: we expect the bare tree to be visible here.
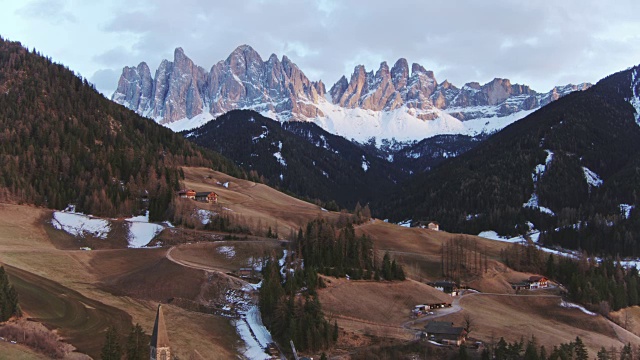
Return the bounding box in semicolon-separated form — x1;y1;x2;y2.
463;313;476;336
624;310;633;330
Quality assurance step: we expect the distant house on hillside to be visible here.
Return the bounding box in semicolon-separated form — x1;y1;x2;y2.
424;321;467;346
527;275;548;289
510;281;530;291
428;222;440;231
428;281;459;296
195;191;218;204
178;189;196;200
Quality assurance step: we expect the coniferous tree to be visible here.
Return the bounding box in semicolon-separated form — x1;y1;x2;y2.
125;323;149;360
574;337;588;360
0;266;20;321
597;347;609;360
100;326;122;360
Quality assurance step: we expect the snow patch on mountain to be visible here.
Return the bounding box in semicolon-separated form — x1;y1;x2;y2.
631;68;640;125
582;166;603;188
273;151;286;167
164;105;215;132
523;150;555;215
361;155;369;172
620;204;635;219
252;126;269;142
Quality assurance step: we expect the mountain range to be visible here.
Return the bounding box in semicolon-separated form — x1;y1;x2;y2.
112;45;590;143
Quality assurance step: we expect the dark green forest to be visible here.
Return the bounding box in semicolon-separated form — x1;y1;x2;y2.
0;37;240;220
380;65;640;256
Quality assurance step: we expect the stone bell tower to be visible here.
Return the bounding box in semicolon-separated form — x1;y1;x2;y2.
150;304;170;360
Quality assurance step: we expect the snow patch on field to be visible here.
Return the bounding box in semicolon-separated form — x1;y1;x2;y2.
125;211;164;248
196;209;216;225
217;245;236;258
52;212;111;239
560;300;596;316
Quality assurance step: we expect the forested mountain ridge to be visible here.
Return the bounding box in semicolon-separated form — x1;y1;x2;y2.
183;109;407;209
379;65;640;256
0;37;240;219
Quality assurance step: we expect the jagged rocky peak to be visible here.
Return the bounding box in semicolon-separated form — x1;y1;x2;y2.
113;45;326;123
113;45;592;133
329;75;349;104
391;58;410;90
112;61;152;114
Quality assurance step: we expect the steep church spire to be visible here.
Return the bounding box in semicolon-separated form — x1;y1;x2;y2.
150;304;170;360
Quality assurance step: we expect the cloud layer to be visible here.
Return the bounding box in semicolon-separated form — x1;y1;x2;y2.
6;0;640;96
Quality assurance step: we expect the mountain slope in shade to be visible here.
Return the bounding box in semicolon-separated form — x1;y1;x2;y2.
113;46;590;143
183;109;406;208
377;64;640;256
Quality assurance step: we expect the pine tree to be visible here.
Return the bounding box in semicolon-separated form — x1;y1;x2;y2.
620;343;632;360
382;252;392;280
0;266;20;321
332;320;339;342
125;323;149;360
100;326;122;360
597;347;609;360
574;337;588;360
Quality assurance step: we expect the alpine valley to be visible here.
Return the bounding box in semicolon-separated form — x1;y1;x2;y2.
3;27;640;360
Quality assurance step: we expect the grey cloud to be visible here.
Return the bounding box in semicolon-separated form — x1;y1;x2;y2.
93;46;140;67
17;0;77;24
101;0;640;92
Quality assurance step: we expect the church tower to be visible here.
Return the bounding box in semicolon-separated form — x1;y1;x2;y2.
150;304;171;360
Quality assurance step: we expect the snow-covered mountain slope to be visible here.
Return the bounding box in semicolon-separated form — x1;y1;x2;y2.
113;45;591;143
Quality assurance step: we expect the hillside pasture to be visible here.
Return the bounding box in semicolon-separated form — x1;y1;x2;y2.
181;167;340;235
438;294;640;355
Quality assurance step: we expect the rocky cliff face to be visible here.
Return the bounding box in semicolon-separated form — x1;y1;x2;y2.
112;45;591;139
113;45;323;124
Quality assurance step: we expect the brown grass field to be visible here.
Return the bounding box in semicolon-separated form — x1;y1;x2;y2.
2;167;640;358
318;277;452;341
168;240;282;273
0;341;51;360
181;167;340;235
0;203;240;359
438;294;640;355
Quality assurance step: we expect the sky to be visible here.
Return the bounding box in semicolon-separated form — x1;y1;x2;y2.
1;0;640;97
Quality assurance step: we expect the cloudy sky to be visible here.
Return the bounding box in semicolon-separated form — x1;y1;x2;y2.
2;0;640;96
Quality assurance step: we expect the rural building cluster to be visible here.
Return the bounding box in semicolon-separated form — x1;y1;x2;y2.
510;275;549;290
177;189;218;204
